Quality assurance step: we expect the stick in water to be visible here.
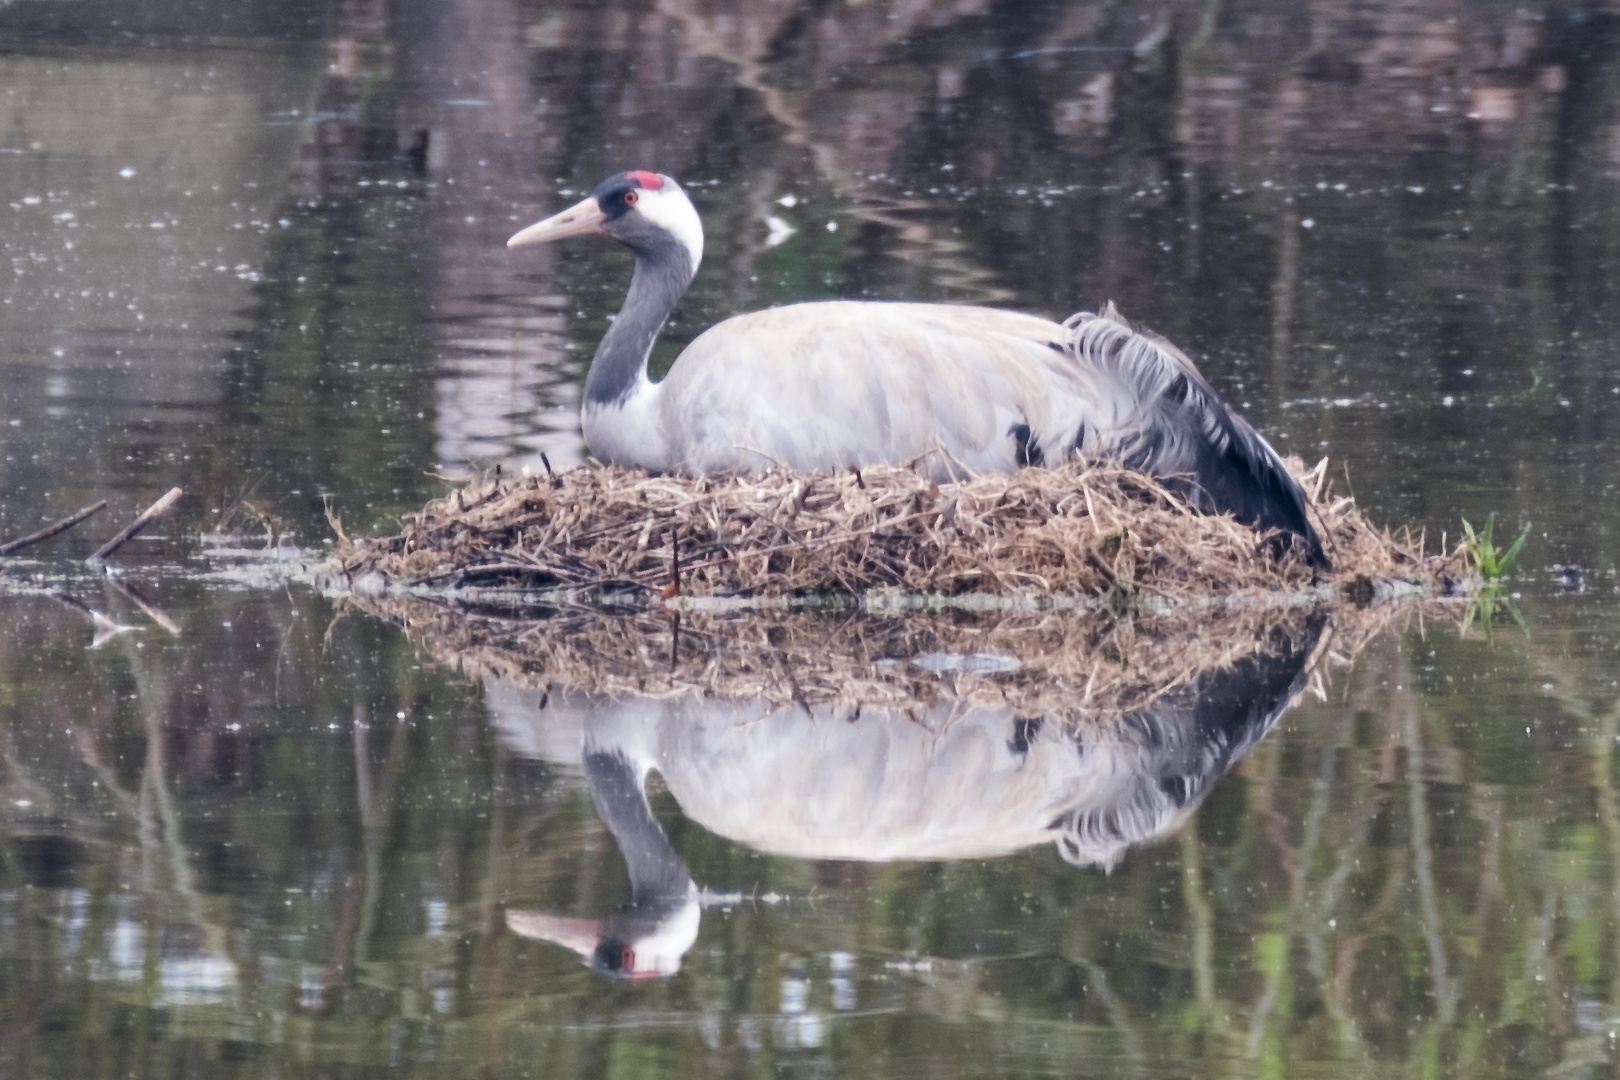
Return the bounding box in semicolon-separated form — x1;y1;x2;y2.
0;499;108;556
105;577;182;636
87;487;183;565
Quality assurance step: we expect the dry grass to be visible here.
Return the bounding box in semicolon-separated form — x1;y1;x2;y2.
334;457;1469;606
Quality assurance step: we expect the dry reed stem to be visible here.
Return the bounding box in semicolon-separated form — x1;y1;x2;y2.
336;457;1469;604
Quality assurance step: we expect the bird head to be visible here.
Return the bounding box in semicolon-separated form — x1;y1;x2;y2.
507;170;704;279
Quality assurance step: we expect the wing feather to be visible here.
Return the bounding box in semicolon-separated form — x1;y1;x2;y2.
1064;306;1326;565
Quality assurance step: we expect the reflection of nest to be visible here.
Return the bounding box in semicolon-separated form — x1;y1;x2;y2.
333;458;1470;603
346;593;1424;724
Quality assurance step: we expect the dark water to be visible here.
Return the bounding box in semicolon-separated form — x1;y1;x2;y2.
3;0;1620;1076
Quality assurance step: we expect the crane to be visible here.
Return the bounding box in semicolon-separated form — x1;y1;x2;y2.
508;170;1325;566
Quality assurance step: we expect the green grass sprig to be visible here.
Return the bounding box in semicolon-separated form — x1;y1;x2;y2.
1461;513;1529;581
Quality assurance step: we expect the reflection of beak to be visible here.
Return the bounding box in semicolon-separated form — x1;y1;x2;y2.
506;910;603;958
506;195;607;247
89;611;138;650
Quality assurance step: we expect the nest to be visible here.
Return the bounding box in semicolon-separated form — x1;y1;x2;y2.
333;457;1469;606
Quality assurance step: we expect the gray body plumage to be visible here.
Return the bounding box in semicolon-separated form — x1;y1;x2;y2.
588;299;1322;563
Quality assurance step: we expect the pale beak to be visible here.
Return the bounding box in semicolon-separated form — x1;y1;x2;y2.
505;910;604;957
506;195;607;247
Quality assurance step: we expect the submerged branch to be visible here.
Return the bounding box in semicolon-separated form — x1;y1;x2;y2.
87;487;183;565
0;499;107;556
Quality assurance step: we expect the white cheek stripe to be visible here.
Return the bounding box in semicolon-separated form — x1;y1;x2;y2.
638;183;704;272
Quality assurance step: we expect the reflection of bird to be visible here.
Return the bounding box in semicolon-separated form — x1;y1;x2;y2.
490;615;1320;873
494;617;1319;980
508;170;1326;564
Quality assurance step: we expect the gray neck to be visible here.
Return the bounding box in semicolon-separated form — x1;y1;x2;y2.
585;240;694;407
583;749;694;906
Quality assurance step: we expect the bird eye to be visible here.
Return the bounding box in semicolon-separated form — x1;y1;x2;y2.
623;190;639;206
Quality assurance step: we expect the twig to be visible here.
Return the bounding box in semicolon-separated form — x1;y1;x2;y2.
87;487;183;565
641;505;941;584
0;500;107;555
402;561;564;587
48;592;138;648
670;525;681;595
105;578;182;636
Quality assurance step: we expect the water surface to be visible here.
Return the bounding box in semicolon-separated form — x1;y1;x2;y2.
2;0;1620;1076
